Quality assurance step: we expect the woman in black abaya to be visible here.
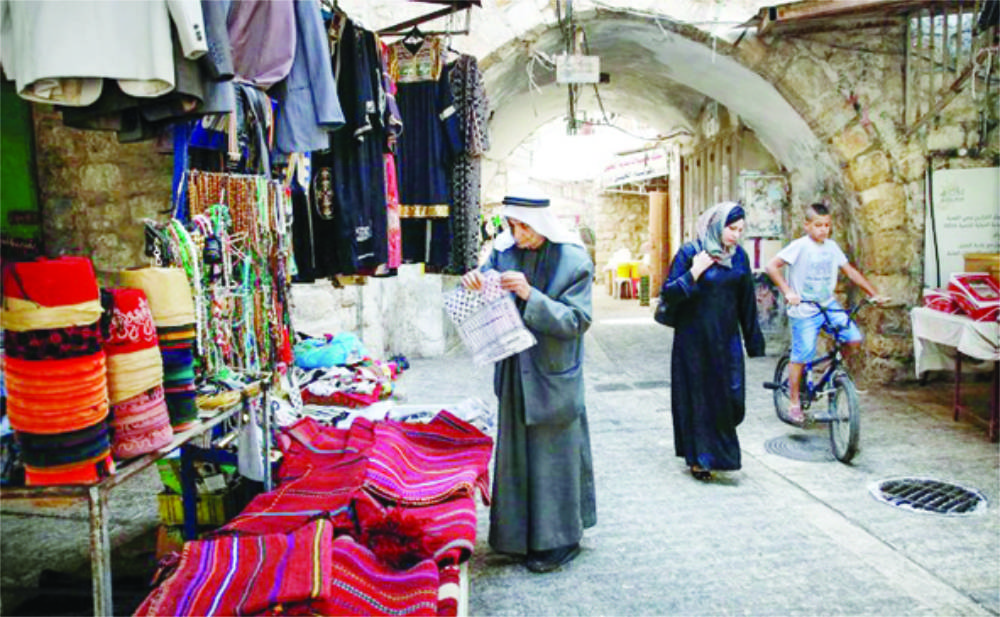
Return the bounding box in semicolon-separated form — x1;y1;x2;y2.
660;202;765;480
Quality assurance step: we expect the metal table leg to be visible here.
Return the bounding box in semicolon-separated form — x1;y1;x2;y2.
88;485;113;617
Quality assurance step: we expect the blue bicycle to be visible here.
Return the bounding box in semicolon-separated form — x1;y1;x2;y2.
764;301;868;463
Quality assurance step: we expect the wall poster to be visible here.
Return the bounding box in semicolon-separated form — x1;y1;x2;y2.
740;173;786;238
923;167;1000;288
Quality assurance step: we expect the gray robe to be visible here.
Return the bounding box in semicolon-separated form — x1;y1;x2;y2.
482;240;597;555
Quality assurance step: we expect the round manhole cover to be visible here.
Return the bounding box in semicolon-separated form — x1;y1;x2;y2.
870;478;988;515
764;434;835;462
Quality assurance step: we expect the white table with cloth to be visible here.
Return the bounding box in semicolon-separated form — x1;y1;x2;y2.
910;306;999;441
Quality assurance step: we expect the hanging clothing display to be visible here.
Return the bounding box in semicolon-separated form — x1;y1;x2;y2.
387;35;463;269
447;53;491;274
0;0;208;106
380;39;405;270
307;17;388;276
274;0;345;154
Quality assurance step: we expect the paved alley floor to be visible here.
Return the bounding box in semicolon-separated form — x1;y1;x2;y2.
1;290;997;616
394;291;1000;617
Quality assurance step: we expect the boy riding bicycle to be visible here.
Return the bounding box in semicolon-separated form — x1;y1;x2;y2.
765;203;889;424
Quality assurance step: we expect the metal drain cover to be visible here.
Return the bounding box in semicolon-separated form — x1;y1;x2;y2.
764;434;835;462
870;478;988;515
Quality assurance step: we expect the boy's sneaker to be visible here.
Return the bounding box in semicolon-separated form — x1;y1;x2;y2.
787;404;805;424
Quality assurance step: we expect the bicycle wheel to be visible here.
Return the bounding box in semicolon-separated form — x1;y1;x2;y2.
828;370;860;463
772;353;793;423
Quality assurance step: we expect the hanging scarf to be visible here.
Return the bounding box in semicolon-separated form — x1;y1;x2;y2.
696;201;744;268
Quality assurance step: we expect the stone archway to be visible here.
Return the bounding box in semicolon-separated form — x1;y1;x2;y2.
475;7;921;382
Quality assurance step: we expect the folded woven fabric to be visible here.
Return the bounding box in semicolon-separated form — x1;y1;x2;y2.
354;490;478;568
216;458;367;537
298;535;439;617
275;416;376;483
364;412;493;507
119;267;196;328
135;518;336;616
104;287;159;355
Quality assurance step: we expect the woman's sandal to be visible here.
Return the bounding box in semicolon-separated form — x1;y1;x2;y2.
690;466;712;481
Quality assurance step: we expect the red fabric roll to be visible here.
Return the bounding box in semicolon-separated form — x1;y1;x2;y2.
2;256;99;306
110;386;173;459
104;288;159;355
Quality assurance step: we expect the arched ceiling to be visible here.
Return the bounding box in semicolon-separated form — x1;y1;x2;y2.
481;9;822;173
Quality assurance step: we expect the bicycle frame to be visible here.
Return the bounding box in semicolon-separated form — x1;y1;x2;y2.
796;301;865;409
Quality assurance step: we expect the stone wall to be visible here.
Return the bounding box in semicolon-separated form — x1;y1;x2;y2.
733;21;998;384
32;106;172;281
593;191;648;274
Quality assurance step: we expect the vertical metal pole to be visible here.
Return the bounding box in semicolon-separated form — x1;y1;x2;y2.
904;16;912;126
943;6;951;78
262;381;272;491
181;445;198;540
88;486;113;617
929;8;936;115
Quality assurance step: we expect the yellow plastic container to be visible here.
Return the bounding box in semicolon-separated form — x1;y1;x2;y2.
157;492;229;526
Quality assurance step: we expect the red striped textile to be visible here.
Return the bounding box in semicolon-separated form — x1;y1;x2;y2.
286;535;440;617
275;416;375;482
354;490;478;568
437;564;462;617
135;519;336;616
364;412;493;506
217;457;367;537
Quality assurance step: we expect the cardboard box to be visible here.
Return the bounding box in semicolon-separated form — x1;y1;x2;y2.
964;253;1000;283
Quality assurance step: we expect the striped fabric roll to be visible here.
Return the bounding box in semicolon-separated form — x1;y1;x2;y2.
364;412;493;506
135;519;336;616
1;257;103;332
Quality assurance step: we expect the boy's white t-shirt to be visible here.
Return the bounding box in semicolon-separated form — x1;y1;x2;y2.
775;236;847;318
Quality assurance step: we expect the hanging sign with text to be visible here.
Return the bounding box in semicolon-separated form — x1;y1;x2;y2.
556;54;601;84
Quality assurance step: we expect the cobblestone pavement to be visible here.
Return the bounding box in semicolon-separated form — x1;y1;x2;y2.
2;291;997;616
397;291;1000;617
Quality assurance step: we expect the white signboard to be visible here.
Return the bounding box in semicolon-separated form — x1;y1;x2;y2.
556;54;600;84
923;167;1000;288
602;148;669;187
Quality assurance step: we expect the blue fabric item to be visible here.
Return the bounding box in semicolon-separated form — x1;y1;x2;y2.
294;333;369;368
275;0;345;154
172;122;193;222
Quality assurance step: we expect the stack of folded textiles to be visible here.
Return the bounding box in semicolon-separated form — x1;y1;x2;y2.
1;257;114;486
119;267;199;430
103;288;173;459
136;410;493;615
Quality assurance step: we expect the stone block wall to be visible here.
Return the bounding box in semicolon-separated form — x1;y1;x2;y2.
32;106;172;279
593;191;648;275
733;21;998;384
